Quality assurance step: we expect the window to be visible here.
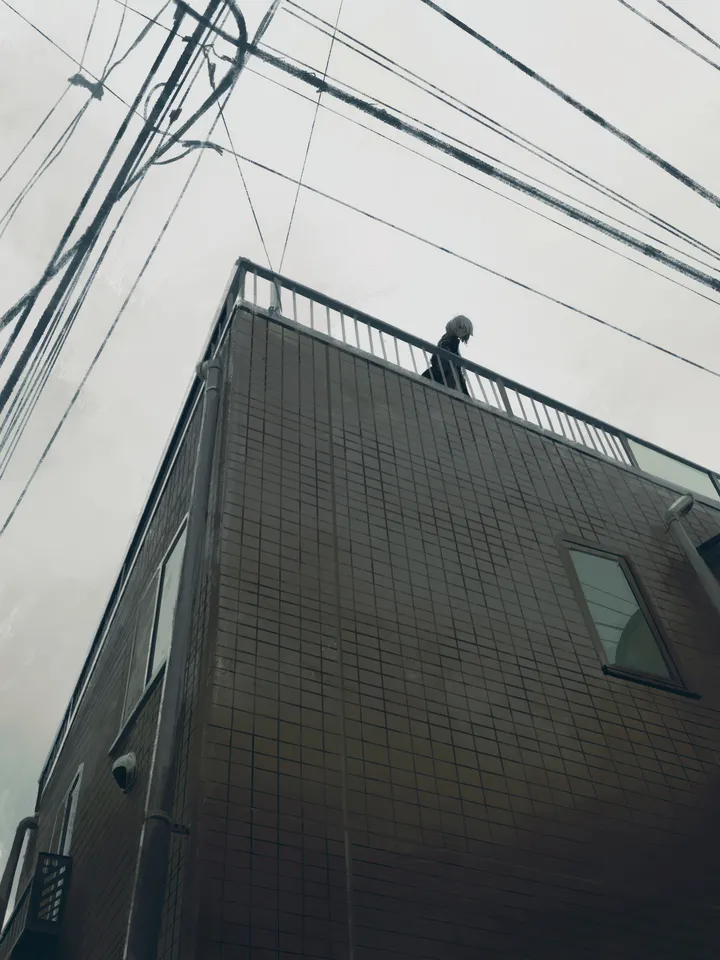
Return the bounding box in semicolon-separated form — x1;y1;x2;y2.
57;766;83;856
123;525;187;718
149;527;186;678
627;440;720;502
565;544;683;690
124;574;160;716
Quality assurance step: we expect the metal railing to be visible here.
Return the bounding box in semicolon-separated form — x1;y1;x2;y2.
237;259;720;500
0;855;72;959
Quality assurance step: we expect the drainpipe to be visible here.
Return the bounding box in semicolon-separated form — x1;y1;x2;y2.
124;358;223;960
665;493;720;619
0;816;37;929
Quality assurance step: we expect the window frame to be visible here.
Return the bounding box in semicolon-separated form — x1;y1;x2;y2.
559;538;696;697
57;764;83;856
146;523;187;682
121;518;188;725
121;571;162;722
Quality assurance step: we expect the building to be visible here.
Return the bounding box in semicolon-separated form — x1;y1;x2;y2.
1;257;720;960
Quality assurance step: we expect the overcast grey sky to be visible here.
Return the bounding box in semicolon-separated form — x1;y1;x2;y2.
1;0;719;872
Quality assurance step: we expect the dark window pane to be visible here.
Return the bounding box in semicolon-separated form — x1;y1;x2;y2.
124;574;159;715
569;550;670;680
149;528;187;679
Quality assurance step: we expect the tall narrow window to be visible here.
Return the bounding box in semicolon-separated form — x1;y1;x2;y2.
148;527;187;679
123;524;187;720
566;546;681;687
124;574;160;716
58;767;82;856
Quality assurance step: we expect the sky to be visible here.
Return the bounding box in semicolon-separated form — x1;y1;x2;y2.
1;0;720;876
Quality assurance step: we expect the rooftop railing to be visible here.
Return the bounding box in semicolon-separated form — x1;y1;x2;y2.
238;259;720;504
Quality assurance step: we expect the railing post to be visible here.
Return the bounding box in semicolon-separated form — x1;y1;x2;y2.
269;275;282;317
621;435;639;468
495;380;514;417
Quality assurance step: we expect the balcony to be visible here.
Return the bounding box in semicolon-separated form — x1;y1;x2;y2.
236;259;720;505
0;855;72;960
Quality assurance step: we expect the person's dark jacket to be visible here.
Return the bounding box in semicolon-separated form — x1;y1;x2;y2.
422;332;470;395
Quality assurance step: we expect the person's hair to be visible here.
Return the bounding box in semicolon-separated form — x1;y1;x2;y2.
446;315;473;342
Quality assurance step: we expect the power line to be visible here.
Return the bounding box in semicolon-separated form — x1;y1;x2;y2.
0;0;174;258
0;100;93;243
9;0;717;302
251;41;720;302
0;4;189;414
0;101;226;538
245;60;720;308
109;0;720;270
0;1;246;337
416;0;720;209
0;0;133;110
215;144;720;380
614;0;720;72
255;45;720;295
654;0;720;54
0;0;116;231
0;0;182;379
80;0;104;67
206;48;274;269
0;0;262;470
285;0;720;268
0;0;227;447
0;177;148;479
278;0;345;272
101;0;129;75
0;88;71;187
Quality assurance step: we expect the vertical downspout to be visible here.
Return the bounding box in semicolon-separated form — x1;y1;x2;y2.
666;513;720;619
0;816;37;929
124;358;223;960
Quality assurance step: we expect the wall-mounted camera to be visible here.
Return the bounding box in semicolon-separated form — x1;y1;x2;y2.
111;752;137;793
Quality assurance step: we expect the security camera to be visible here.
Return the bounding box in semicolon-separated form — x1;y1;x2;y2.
666;493;695;522
111;753;137;793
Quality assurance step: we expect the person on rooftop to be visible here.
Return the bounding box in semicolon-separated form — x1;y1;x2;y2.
422;315;474;395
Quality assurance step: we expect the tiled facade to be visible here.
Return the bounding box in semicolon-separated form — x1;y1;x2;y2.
5;302;720;959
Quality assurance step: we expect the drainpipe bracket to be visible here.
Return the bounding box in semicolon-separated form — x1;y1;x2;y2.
146;809;190;836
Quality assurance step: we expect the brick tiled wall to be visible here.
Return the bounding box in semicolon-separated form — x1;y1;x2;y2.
192;308;720;960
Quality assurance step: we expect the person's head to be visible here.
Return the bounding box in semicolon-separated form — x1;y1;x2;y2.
446;315;473;343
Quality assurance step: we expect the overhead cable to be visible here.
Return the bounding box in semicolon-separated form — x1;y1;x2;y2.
0;0;227;436
0;176;148;478
614;0;720;72
254;41;720;287
0;88;71;187
204;1;282;270
415;0;720;208
0;6;186;412
654;0;720;53
0;0;133;110
245;62;720;308
216;144;720;380
1;0;271;465
101;0;129;75
0;94;230;537
254;46;720;293
281;2;720;267
116;0;720;267
0;0;176;251
278;0;345;271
